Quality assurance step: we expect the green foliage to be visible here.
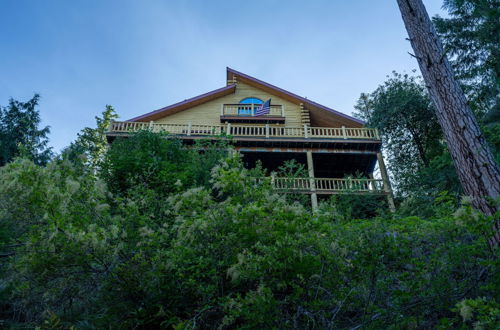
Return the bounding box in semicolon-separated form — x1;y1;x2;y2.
100;130;230;196
275;159;311;208
62;105;118;171
433;0;500;115
355;72;448;190
316;172;390;220
356;0;500;218
101;130;187;194
454;297;500;328
482;121;500;165
0;137;498;328
0;157;111;324
319;193;389;221
354;72;464;215
354;72;442;169
0;94;52;166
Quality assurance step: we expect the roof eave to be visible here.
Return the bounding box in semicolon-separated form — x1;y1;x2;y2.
128;84;237;122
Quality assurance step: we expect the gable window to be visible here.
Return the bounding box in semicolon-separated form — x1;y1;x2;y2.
238;97;263;116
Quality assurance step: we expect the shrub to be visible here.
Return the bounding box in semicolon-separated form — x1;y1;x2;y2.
0;136;498;329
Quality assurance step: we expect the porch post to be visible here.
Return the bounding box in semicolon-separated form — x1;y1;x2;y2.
368;173;375;191
377;152;396;212
306;151;318;212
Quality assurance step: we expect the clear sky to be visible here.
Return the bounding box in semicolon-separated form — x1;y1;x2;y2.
0;0;446;152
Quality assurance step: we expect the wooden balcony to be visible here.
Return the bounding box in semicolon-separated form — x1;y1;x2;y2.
222;104;284;116
220;104;285;123
271;177;387;195
108;121;380;141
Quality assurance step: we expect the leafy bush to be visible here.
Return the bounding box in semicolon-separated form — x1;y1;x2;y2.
101;130;230;195
0;134;498;329
274;159;311;208
319;193;389;221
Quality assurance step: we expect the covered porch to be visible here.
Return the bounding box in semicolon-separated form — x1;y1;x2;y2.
240;149;395;212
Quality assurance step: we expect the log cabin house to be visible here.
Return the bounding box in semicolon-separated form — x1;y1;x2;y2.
106;68;395;211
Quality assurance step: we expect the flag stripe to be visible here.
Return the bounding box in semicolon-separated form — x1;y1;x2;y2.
255;98;271;116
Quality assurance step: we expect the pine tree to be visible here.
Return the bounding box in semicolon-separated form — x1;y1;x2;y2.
0;94;52;166
433;0;499;116
397;0;500;246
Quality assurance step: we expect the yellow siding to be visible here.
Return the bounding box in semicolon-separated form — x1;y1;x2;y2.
155;82;303;127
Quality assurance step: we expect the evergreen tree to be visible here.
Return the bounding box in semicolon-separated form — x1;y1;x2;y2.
433;0;499;116
0;94;52;166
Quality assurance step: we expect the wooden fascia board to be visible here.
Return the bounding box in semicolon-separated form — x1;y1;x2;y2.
128;84;236;122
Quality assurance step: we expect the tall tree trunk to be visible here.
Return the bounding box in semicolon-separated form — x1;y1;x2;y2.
396;0;500;247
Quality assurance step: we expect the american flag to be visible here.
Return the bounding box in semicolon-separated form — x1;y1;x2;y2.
254;98;271;116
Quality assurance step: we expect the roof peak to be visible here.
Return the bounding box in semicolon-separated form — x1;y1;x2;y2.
225;67;364;125
127;68;364;126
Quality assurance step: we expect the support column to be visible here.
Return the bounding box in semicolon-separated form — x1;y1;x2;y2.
377;152;396;212
306;151;318;212
368;173;375;191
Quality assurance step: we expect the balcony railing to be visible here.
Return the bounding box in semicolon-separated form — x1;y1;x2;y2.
108;121;380;140
271;177;386;194
221;104;284;117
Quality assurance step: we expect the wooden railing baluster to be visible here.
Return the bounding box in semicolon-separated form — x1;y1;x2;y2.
108;121;380;141
269;177;385;194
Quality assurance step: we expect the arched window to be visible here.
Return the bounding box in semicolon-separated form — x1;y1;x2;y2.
238;97;263;115
240;97;263;105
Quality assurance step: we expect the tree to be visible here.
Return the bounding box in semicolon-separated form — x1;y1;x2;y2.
0;94;52;166
354;72;441;168
63;105;118;171
354;72;457;200
433;0;499;116
100;130;231;196
396;0;500;246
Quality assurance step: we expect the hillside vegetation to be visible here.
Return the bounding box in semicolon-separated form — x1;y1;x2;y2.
0;131;498;329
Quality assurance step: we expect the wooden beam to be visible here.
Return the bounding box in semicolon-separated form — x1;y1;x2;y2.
236;147;378;154
377;152;396;212
306;151;318;212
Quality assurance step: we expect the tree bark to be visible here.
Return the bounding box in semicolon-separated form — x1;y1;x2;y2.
396;0;500;247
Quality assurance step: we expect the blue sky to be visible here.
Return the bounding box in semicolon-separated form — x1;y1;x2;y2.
0;0;446;152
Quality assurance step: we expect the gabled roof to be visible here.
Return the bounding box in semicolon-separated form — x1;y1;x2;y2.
226;68;364;127
129;68;364;127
